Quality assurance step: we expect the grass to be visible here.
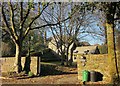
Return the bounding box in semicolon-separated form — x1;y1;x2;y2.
40;61;61;66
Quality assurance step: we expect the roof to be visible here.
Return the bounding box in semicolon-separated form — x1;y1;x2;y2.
73;46;99;54
79;42;90;46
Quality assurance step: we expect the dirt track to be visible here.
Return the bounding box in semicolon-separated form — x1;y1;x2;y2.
1;74;80;84
1;74;110;85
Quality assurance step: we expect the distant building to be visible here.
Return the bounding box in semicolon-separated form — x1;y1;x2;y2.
72;46;100;62
48;38;58;53
48;37;100;62
79;42;90;46
73;46;100;55
48;37;62;54
48;38;91;54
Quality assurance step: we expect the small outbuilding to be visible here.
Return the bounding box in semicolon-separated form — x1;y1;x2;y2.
72;46;100;62
73;46;100;55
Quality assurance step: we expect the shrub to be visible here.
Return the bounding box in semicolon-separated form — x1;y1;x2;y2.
28;71;34;77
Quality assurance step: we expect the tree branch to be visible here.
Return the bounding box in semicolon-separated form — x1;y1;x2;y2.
23;3;49;39
23;27;30;40
9;2;18;40
20;3;31;41
2;29;11;37
2;5;11;31
31;16;70;30
20;3;31;29
28;3;49;28
2;3;17;42
20;2;23;21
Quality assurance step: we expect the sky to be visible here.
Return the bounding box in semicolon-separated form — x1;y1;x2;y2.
79;22;105;45
80;35;104;45
47;32;105;45
45;7;105;46
47;26;105;45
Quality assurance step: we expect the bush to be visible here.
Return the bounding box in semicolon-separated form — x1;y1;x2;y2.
28;71;34;77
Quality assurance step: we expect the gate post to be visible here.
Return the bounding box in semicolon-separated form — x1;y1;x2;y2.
37;56;41;76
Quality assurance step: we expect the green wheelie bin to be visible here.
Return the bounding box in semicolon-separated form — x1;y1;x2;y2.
82;70;89;82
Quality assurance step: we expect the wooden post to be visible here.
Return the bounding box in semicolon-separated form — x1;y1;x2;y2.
37;56;41;76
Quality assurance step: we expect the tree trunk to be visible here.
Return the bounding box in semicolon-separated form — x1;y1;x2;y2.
44;31;47;46
65;47;69;66
23;36;31;73
23;51;31;74
69;43;76;66
60;52;64;66
14;43;22;73
104;26;107;44
69;49;73;66
60;58;64;66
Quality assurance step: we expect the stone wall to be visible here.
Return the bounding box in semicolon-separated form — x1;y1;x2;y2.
76;54;112;83
117;51;120;74
0;57;38;75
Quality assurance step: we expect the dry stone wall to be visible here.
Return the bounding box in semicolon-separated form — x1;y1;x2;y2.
0;57;38;75
76;54;112;83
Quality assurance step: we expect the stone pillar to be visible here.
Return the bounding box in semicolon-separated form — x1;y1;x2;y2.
106;23;116;83
37;56;41;76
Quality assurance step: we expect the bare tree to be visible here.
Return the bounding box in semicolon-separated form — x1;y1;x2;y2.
2;2;71;73
42;2;94;66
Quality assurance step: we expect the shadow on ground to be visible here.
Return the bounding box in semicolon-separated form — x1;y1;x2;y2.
40;64;77;76
1;63;77;79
